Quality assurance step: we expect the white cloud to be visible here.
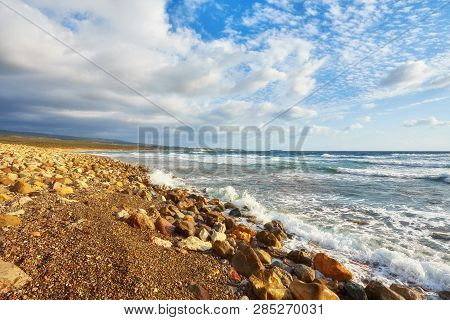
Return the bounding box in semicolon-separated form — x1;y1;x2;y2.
359;115;371;122
402;117;450;128
309;125;332;135
344;123;363;131
283;106;318;120
362;103;376;110
380;61;430;89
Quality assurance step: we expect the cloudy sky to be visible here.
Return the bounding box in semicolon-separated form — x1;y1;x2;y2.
0;0;449;150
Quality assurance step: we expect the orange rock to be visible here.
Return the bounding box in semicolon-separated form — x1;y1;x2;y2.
313;253;352;281
290;280;340;300
10;180;34;195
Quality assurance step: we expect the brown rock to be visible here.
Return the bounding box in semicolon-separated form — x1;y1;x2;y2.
10;180;34;195
212;240;234;258
272;266;293;288
293;264;315;283
365;281;405;300
249;269;292;300
0;215;21;227
0;259;31;290
174;220;195;237
189;284;210;300
389;284;424;300
256;231;282;248
313;253;352;281
155;217;175;236
231;244;265;277
287;249;312;266
289;280;340;300
255;249;272;264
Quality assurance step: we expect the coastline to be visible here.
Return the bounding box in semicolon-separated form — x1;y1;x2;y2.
0;142;446;300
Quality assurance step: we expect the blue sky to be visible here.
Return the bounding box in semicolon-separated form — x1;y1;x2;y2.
0;0;449;150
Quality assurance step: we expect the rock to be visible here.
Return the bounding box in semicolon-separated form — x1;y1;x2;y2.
293;264;315;283
0;176;14;186
229;208;242;217
178;236;212;251
289;280;340;300
6;209;25;216
256;231;282;248
389;284;424;300
0;259;31;290
365;281;405;300
174;220;196;237
224;202;236;209
189;283;210;300
0;215;21;227
212;240;234;258
0;193;12;202
10;180;34;194
287;249;312;266
249;269;292;300
438;291;450;300
340;281;367;300
229;267;241;282
127;212;155;230
52;182;73;196
152;237;172;248
231;244;265;277
197;228;210;241
313;253;352;281
272;266;293;288
155;217;175;236
314;278;339;293
210;230;226;242
114;209;130;220
255;249;272;264
267;247;288;259
224;218;236;231
18;196;32;205
213;222;226;233
231;224;256;243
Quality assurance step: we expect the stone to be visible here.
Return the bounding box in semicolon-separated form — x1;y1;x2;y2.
0;193;12;202
293;264;315;283
224;202;236;209
438;291;450;300
231;224;256;243
10;180;34;194
6;209;25;216
340;281;367;300
224;218;236;231
229;208;242;217
0;176;14;186
287;249;312;266
152;237;172;248
127;212;155;230
52;182;73;196
115;209;130;220
272;266;293;288
249;269;292;300
212;240;234;258
213;222;226;233
289;280;340;300
189;283;210;300
365;281;405;300
313;253;352;281
18;196;32;205
267;247;288;259
229;267;241;282
178;236;212;251
0;259;31;290
255;249;272;264
210;230;226;242
174;220;196;237
197;228;210;241
0;215;21;227
231;244;265;277
256;231;282;248
389;284;424;300
155;217;175;236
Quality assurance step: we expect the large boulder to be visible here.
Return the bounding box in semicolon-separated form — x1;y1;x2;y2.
340;281;367;300
389;284;424;300
212;240;234;258
287;249;312;266
293;264;315;283
0;259;31;290
231;245;265;277
289;280;340;300
365;281;405;300
231;224;256;243
313;253;352;281
272;266;293;288
255;249;272;264
155;217;175;236
249;270;292;300
174;220;196;237
127;212;155;230
178;236;212;251
256;231;281;248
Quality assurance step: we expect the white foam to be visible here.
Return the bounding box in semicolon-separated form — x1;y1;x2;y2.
335;167;450;183
148;169;183;188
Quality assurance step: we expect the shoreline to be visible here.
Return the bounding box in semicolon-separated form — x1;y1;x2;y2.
0;142;447;300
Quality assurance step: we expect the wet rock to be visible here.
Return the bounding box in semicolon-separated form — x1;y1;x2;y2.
289;280;340;300
174;220;195;237
231;244;265;277
365;281;405;300
438;291;450;300
127;212;155;230
210;230;226;242
313;253;352;281
0;259;31;290
390;284;424;300
293;264;315;283
340;281;367;300
250;269;292;300
229;208;242;217
178;236;212;251
256;230;282;248
155;217;175;236
0;215;21;227
272;266;293;288
212;240;234;258
224;202;236;209
255;249;272;264
10;180;34;195
287;249;312;266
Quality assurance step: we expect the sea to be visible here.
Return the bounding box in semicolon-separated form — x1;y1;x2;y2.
93;149;450;296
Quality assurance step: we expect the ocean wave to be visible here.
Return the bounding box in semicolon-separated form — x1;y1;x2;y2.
334;167;450;183
148;169;184;188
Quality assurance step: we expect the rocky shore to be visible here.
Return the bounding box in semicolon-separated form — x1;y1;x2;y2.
0;143;444;300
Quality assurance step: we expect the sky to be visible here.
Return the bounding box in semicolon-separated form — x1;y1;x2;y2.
0;0;449;150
